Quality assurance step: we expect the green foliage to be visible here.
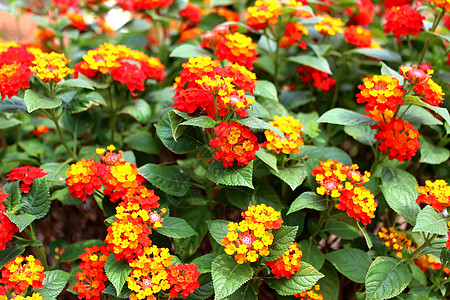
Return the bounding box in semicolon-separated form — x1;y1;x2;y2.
288;192;328;214
264;226;298;262
207;160;254;188
19;178;50;219
139;163;193;196
326;249;372;283
155;217;197;238
105;255;132;296
212;254;253;299
413;205;448;236
24;90;62;113
34;270;71;299
59;240;105;262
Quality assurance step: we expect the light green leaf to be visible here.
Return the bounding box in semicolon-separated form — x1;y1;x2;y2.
59;239;105;262
401;105;442;126
288;192;328;214
3;182;21;211
413;205;448;236
124;132;160;154
266;262;324;295
264;226;298;262
420;137;450;165
206;220;230;245
209;0;236;6
0;117;21;129
270;165;307;190
0;247;25;269
238;117;285;138
225;180;282;211
344;125;377;146
170;44;211;58
404;95;450;127
289;55;332;74
223;282;257;300
19;178;50;220
212;254;253;299
181;116;216;128
139;163;192;197
255;80;278;101
58;78;94;90
349;48;401;62
192;253;218;273
5;213;36;232
322;220;360;240
299;240;325;271
206;160;253;188
105;254;132;296
0;96;27;113
119;99;151;123
365;257;411;300
41;162;69;187
33;270;71;299
318;108;376;125
255;148;278;172
440;248;450;268
156;217;197;238
24;90;62;113
326;249;372;283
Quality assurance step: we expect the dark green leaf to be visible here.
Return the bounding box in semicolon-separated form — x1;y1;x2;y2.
119;99;151;123
270;165;306;190
41;162;69;187
19;178;50;219
401;105;442;126
212;254;253;299
255;80;278;101
404;95;450;127
124;132;159;154
344;125;377;146
5;213;35;232
299;240;325;271
24;90;62;113
0;246;25;269
238;117;285;138
66;90;106;114
33;270;71;299
225;181;282;211
289;55;332;74
206;160;254;188
0;117;21;129
349;48;401;61
187;273;214;300
206;220;229;245
59;239;105;262
326;249;372;283
322;220;360;240
318;108;376;126
181;116;216;128
365;257;411;300
105;254;132;296
156;217;197;238
0;96;27;112
264;226;298;262
191;253;218;273
169;44;211;58
288;192;328;214
318;263;339;300
139;163;192;197
440;248;450;268
223;282;257;300
255;148;278;172
3;182;21;211
413;205;448;236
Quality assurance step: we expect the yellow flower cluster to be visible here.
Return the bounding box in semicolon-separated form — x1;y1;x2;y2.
314;160;348;198
80;43;122;74
223;32;258;59
378;227;412;258
0;293;43;300
262;115;304;154
430;0;450;12
315;15;345;36
195;75;235;95
338;182;377;222
109;162;139;186
242;204;283;230
416;179;450;211
126;246;173;300
30;52;74;83
245;0;282;29
181;56;220;75
0;42;19;53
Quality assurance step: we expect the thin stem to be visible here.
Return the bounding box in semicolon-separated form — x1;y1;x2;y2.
51;109;77;159
398;104;412;119
311;197;334;241
417;8;445;64
25;226;49;270
213;94;218;120
408;233;437;259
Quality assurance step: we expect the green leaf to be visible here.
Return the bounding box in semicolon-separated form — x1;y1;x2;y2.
5;213;35;232
41;162;69;186
322;220;360;240
420;137;450;165
191;253;218;273
119;99;151;123
413;205;448;236
225;180;282;211
288;192;328;214
0;117;21;129
0;96;27;113
206;220;229;245
264;226;298;262
124;132;160;154
440;248;450;268
326;249;372;283
299;240;325;271
24;90;62;113
19;178;50;219
402;105;442;126
77;74;109;89
298;146;352;166
187;273;214;300
238;117;285;138
2;182;21;211
66;90;106;114
206;160;254;188
365;257;411;300
344;125;377;146
317;263;339;300
169;109;186;142
289;55;332;74
59;239;105;262
349;48;401;61
255;80;278;101
156;217;197;238
169;44;211;58
139;163;192;197
270;165;307;190
181;116;216;128
105;254;132;296
212;254;253;299
209;0;236;6
0;246;25;269
255;148;278;172
223;282;257;300
58;78;94;90
266;262;324;295
357;222;373;249
33;270;71;299
404;95;450;127
102;283;132;299
381;168;420;226
318;108;376;125
380;62;404;84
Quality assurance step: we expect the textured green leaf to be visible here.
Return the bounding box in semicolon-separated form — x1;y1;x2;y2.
156;217;197;238
124;132;160;154
58;78;94;90
266;262;324;295
206;220;229;245
191;253;218;273
322;220;360;240
405;95;450;127
0;96;27;112
381;168;420;226
288;192;328;214
19;178;50;219
402;105;442;126
318;108;376;125
255;80;278;101
5;213;35;232
344;125;377;146
24;90;62;113
33;270;70;299
255;148;278;172
41;162;69;187
206;160;253;188
299;146;352;166
2;182;21;211
66;90;106;114
0;117;21;129
326;249;372;283
169;44;211;58
59;239;105;262
212;254;253;299
139;163;192;197
77;74;109;89
238;117;285;138
349;48;401;61
169;109;186;141
420;137;450;165
365;257;411;300
105;255;132;296
181;116;216;128
119;99;151;123
270;165;306;190
0;247;25;269
264;226;298;262
380;62;404;84
299;240;325;271
102;283;132;299
289;55;332;74
223;282;257;300
413;205;448;236
187;273;214;300
317;263;339;300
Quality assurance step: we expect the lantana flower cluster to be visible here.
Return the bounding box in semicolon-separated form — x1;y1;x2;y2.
116;0;174;12
6;166;48;193
378;227;412;258
30;52;74;83
0;189;18;251
416;179;450;212
262;115;305;155
294;284;324;299
295;65;336;91
344;25;380;48
313;160;376;224
265;242;302;278
74;43;166;98
221;204;282;264
384;5;424;38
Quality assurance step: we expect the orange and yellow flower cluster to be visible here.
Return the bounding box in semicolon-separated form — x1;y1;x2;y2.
414;254;450;275
266;242;302;279
294;285;324;299
221;204;282;264
245;0;282;30
430;0;450;12
416;179;450;212
313;160;376;224
378;227;412;258
0;46;34;100
116;0;174;12
262;115;305;155
30;52;74;83
344;25;380;48
315;15;345;36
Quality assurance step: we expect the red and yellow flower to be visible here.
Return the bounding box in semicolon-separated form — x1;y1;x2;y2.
344;25;378;48
65;158;108;201
245;0;282;30
266;242;302;278
0;255;46;295
294;285;324;299
0;46;34;100
262;116;305;154
295;65;336;91
378;227;412;258
215;32;258;70
416;179;450;212
413;78;445;107
315;15;344;36
166;264;201;299
280;23;309;49
384;5;424;37
30;52;74;83
0;189;18;251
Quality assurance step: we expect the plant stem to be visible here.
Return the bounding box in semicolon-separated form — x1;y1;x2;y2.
311;197;334;241
417;8;445;64
25;226;49;270
398;104;412;119
409;233;437;259
51;109;77;159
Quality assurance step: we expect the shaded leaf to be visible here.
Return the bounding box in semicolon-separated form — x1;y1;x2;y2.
19;178;50;219
326;249;372;283
24;90;62;113
119;99;151;123
270;165;307;190
288;192;328;214
206;160;253;188
5;213;35;232
139;163;192;197
264;226;298;262
105;254;132;296
318;108;376;126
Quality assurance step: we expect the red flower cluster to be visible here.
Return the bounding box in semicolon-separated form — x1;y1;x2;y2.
416;179;450;212
413;79;445;107
167;264;201;299
6;166;48;193
173;56;257;118
279;22;309;49
399;65;433;84
266;242;302;278
73;245;110;300
0;189;18;251
347;0;374;26
65;158;108;201
384;5;424;37
295;65;336;91
179;1;202;27
344;25;379;48
0;46;34;100
209;121;259;168
29;125;50;137
116;0;174;11
372;117;420;162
